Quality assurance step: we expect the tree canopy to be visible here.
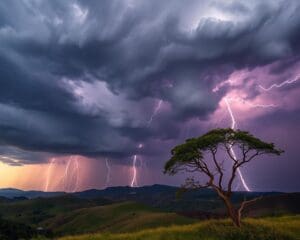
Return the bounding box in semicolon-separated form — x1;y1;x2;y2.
165;128;283;178
164;128;284;227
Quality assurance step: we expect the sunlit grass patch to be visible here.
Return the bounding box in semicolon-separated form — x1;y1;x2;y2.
59;215;300;240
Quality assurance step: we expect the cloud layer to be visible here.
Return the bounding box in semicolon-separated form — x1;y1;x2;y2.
0;0;299;190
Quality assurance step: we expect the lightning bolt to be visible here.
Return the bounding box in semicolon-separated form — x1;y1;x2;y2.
62;156;72;188
212;73;279;192
130;154;138;187
258;76;299;91
61;156;80;192
44;158;56;192
212;79;234;93
224;97;277;191
73;156;80;192
130;100;163;187
44;156;81;192
226;97;277;108
105;158;111;188
224;98;251;192
147;100;163;126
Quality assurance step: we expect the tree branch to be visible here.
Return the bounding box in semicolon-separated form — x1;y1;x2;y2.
238;196;263;220
210;148;224;189
224;143;238;163
227;164;238;194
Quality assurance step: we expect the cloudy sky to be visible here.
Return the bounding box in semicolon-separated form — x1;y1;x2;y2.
0;0;299;192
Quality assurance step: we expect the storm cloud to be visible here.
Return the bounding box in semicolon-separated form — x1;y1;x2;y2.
0;0;299;191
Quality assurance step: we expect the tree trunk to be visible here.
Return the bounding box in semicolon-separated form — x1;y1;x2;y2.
213;187;242;227
223;196;241;227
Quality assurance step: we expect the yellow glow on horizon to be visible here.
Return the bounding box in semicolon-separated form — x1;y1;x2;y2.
0;157;86;191
0;162;48;190
0;156;153;192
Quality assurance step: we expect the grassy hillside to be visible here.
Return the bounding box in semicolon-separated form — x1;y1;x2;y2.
43;201;196;236
0;195;111;224
243;193;300;217
0;218;41;240
0;189;299;239
59;215;300;240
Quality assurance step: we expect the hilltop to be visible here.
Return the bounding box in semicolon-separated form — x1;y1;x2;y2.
59;216;300;240
0;184;284;212
0;185;299;239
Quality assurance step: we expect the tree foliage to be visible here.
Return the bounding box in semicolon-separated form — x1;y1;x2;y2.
164;128;283;226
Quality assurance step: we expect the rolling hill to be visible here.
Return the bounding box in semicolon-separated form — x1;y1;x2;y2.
0;185;299;239
0;188;64;199
59;216;300;240
243;193;300;217
72;184;283;212
0;195;112;225
0;196;196;237
42;201;196;236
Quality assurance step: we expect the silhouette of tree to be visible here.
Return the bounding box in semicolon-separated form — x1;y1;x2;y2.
164;128;283;227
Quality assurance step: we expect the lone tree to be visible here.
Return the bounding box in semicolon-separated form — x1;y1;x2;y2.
164;128;283;227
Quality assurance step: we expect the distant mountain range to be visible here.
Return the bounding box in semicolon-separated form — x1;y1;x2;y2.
0;184;285;212
0;188;64;199
0;184;281;199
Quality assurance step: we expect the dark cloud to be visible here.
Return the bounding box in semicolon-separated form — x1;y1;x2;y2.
0;0;299;172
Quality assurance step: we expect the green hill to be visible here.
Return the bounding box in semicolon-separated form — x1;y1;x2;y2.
42;201;196;236
0;196;195;237
0;218;41;240
0;190;299;239
243;193;300;217
59;215;300;240
0;195;111;225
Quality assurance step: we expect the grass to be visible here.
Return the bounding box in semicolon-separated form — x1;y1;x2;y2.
42;201;196;236
57;215;300;240
0;195;112;226
2;196;299;239
0;195;99;224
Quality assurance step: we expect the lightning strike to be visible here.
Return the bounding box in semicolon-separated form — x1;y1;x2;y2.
61;156;80;192
130;100;163;187
62;156;72;191
212;79;234;93
130;154;138;187
226;97;277;108
224;96;276;190
258;76;299;91
63;156;72;182
73;156;80;192
212;75;277;192
130;143;143;187
147;100;163;126
105;158;111;188
224;98;251;192
44;158;56;192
